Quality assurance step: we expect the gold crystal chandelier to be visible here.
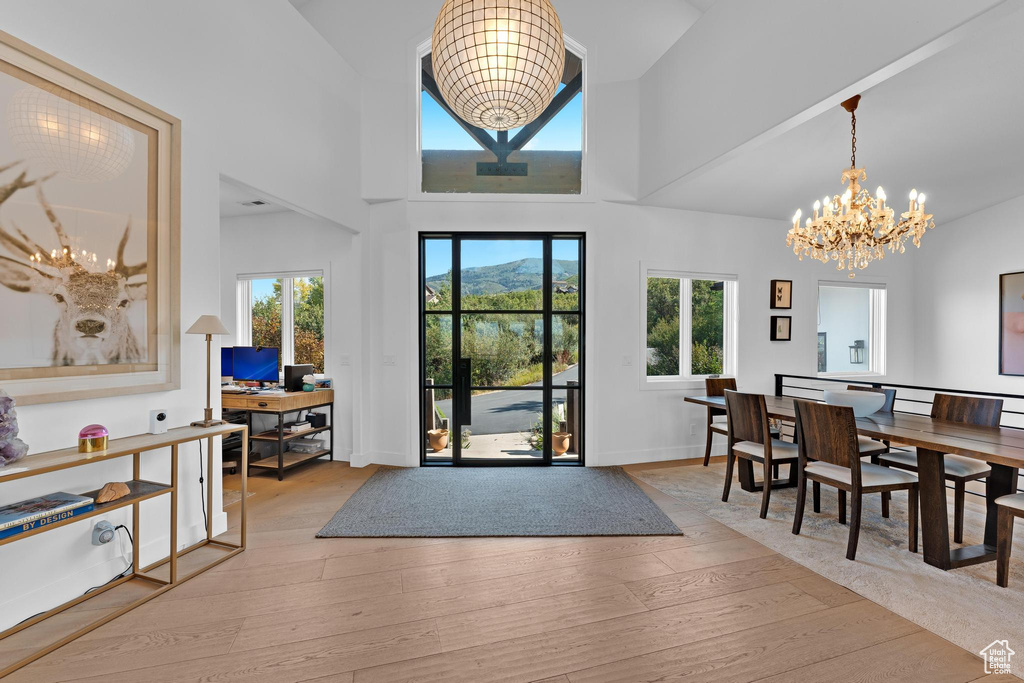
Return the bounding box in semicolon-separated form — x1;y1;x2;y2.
787;95;934;277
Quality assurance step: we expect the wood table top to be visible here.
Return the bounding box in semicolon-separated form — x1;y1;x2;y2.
685;394;1024;469
0;423;247;482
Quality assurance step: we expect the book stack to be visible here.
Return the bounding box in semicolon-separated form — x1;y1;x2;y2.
0;492;95;541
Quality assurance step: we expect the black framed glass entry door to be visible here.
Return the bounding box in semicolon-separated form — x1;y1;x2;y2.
420;233;584;466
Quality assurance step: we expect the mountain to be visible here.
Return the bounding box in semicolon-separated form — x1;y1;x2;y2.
427;257;579;295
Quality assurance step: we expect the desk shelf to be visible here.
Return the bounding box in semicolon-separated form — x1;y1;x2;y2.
251;425;331;442
250;449;330;471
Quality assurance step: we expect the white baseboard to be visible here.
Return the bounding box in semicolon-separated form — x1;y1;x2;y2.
355;450;414;468
593;443;705;466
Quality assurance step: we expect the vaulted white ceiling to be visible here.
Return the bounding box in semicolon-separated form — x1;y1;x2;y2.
290;0;1023;225
638;0;1024;223
290;0;705;84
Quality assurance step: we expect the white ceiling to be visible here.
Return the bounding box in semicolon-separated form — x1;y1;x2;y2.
290;0;704;84
643;4;1024;223
219;178;291;218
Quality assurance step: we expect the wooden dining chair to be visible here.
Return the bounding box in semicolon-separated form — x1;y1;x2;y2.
878;393;1001;544
702;377;736;466
722;390;799;518
996;493;1024;587
845;385;896;459
791;399;919;561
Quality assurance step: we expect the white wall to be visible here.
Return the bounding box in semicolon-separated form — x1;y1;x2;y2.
219;210;362;461
0;0;362;631
913;194;1024;394
360;199;921;468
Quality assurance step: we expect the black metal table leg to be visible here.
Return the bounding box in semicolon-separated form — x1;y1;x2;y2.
277;412;284;481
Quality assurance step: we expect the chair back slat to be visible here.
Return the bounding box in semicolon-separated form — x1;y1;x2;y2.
846;385;896;414
792;399;860;471
705;377;737;397
724;390;769;445
706;377;736;417
931;393;1003;427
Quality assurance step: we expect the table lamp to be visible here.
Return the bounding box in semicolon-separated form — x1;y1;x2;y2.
186;314;230;427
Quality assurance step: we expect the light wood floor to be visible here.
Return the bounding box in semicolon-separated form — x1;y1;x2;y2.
8;460;1017;682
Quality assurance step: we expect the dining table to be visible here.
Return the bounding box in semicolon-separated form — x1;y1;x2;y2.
685;393;1024;571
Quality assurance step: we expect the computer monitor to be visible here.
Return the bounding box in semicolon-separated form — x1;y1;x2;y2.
220;347;234;378
232;346;279;383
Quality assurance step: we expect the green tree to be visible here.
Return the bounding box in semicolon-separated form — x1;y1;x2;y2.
690;280;724;375
293;277;325;372
646;277;680;375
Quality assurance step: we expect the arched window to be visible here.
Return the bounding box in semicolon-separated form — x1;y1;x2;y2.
418;40;585;195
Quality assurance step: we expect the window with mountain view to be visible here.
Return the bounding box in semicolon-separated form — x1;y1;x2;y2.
645;272;737;382
419;48;584;195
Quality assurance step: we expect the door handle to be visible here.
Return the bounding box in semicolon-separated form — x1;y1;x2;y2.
458;358;472;424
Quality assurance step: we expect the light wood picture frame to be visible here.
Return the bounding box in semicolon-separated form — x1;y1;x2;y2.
770;279;792;309
771;315;792;341
0;30;179;405
999;271;1024;376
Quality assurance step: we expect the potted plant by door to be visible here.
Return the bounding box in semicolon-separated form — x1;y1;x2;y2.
427;428;449;452
551;431;571;455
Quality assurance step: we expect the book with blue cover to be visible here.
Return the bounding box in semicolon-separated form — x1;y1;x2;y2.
0;492;95;538
0;503;95;540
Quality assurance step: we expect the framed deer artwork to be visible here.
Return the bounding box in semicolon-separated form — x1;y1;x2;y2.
0;31;180;405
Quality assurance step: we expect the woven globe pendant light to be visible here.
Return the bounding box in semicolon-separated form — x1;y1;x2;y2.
432;0;565;131
7;84;135;183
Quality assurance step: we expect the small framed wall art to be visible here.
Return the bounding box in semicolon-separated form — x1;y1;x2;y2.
770;279;792;309
999;271;1024;376
771;315;792;341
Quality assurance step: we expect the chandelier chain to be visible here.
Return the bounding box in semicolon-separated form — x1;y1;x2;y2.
850;110;857;169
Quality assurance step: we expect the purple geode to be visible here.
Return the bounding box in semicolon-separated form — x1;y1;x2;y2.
0;389;27;467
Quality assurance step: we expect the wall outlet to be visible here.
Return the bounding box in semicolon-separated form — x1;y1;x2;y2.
92;521;116;545
383;355;396;366
622;355;632;366
339;355;351;366
689;423;697;436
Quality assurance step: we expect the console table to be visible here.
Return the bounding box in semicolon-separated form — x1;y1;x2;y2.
0;423;248;677
222;389;334;480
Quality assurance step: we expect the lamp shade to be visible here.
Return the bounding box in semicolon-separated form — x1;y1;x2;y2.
186;315;229;336
431;0;565;131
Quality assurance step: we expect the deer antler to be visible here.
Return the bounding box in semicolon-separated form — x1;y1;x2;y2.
0;164;54;207
114;218;146;279
0;220;54;267
35;186;74;257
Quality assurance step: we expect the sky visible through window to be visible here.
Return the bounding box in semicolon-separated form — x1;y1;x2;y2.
252;279;276;300
421;84;582;152
425;239;579;278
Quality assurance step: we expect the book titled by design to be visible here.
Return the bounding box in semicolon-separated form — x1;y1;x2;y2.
0;492;95;540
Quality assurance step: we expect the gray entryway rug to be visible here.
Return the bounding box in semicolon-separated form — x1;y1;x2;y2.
316;466;683;537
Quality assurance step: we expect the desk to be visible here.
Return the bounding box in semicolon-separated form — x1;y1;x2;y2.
685;394;1024;571
223;389;334;480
